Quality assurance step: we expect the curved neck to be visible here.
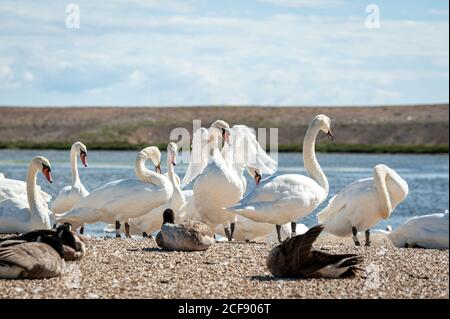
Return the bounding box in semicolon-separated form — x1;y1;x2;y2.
167;156;184;203
374;167;392;219
135;153;162;185
70;148;80;185
26;164;40;214
302;124;328;191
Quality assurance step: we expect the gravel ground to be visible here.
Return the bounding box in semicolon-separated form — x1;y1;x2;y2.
0;234;448;299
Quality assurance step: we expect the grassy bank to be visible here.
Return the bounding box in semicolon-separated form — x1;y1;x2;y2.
0;141;448;154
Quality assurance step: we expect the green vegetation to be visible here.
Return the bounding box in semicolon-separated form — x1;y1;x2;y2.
0;141;447;154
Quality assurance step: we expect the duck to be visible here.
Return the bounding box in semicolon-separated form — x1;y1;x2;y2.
50;142;89;233
317;164;409;246
267;224;362;278
227;114;333;242
384;211;449;249
56;146;173;238
1;223;86;261
156;209;215;251
0;156;54;234
0;234;65;279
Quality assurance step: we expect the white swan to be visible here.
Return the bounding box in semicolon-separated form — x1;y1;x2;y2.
191;122;277;240
0;170;52;205
109;142;186;237
317;164;409;246
50;142;89;215
0;156;54;234
57;146;173;238
227;114;333;242
384;211;448;249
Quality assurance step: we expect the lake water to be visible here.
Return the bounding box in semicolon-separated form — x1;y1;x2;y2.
0;150;448;236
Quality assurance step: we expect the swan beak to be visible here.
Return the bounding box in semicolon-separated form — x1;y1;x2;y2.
255;173;261;186
171;154;177;166
42;167;53;183
155;164;161;174
223;130;231;145
80;152;88;167
327;130;334;140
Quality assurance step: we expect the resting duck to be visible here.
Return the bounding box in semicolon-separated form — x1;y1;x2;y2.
267;225;362;278
0;234;65;279
156;209;215;251
0;223;85;261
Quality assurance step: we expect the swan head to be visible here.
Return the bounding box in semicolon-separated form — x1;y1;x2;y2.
247;165;262;186
32;156;53;183
72;141;88;167
313;114;334;140
162;208;175;225
167;142;178;166
139;146;162;173
210;120;231;145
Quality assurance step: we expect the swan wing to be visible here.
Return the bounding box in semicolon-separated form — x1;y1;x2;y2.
225;125;277;174
182;128;210;188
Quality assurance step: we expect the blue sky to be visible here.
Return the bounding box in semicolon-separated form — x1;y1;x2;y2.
0;0;448;107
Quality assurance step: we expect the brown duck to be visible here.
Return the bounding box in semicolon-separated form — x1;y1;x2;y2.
156;209;215;251
267;225;363;278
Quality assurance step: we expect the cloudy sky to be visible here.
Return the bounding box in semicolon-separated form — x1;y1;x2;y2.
0;0;448;107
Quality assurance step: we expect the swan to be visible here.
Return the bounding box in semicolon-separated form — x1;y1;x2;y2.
317;164;409;246
0;235;65;279
0;168;52;205
383;211;449;249
267;225;362;278
0;156;54;234
56;146;173;238
108;142;186;238
187;122;277;241
227;114;334;243
156;209;215;251
51;142;89;233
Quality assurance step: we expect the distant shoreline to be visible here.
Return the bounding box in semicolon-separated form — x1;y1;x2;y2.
0;104;448;154
0;142;447;154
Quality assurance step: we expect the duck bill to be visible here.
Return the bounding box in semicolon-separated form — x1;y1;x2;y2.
43;168;53;183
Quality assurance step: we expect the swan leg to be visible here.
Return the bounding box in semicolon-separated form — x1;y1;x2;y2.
291;222;297;237
365;229;371;247
224;227;231;241
230;222;235;241
124;223;131;238
79;226;84;235
276;225;282;243
115;221;121;238
352;227;360;246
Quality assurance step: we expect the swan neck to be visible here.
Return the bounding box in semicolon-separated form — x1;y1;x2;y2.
26;163;39;214
70;149;80;185
167;156;178;188
374;167;392;219
302;124;328;191
135;153;161;185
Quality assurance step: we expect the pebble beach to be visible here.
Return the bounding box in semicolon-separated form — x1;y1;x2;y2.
0;234;448;299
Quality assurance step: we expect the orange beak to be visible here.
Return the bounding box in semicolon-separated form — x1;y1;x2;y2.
255;173;261;186
155;164;161;174
42;167;53;183
80;152;88;167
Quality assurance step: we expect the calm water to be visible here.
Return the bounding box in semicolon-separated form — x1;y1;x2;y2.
0;150;448;236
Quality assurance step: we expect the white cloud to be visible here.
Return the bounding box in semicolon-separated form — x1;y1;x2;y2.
24;71;34;82
257;0;344;8
429;8;449;16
